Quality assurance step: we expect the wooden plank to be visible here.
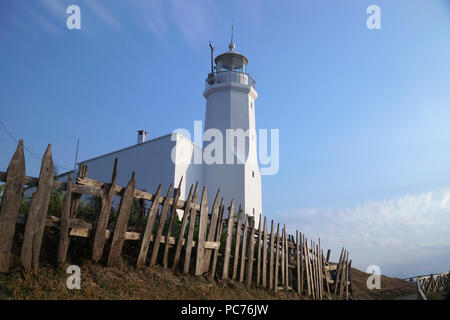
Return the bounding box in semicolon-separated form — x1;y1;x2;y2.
21;144;54;273
172;183;196;271
334;248;344;295
239;216;249;283
163;179;182;269
183;184;199;274
284;227;288;289
323;249;330;296
300;232;304;295
309;241;315;299
0;140;25;273
91;159;118;263
345;257;350;300
77;176;201;212
70;164;87;219
318;243;323;299
326;249;331;262
56;173;72;268
203;189;220;273
269;220;275;290
274;223;280;293
281;226;285;288
194;187;208;276
339;251;348;298
256;218;262;287
222;199;235;280
262;217;268;288
137;184;162;268
150;184;173;267
210;200;224;282
296;230;301;295
315;242;320;299
106;172;135;267
304;238;312;297
232;205;242;280
246;217;256;288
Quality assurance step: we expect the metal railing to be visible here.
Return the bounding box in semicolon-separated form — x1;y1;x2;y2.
205;70;255;90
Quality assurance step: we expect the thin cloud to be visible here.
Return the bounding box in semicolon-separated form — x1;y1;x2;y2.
170;0;216;50
84;0;122;31
279;188;450;276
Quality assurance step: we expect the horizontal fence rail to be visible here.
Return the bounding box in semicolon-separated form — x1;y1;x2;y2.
404;272;450;297
0;140;353;299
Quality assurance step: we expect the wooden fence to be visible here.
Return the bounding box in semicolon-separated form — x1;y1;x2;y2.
0;140;353;299
404;272;449;298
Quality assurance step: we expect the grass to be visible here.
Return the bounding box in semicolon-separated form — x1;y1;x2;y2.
0;262;302;300
349;268;417;300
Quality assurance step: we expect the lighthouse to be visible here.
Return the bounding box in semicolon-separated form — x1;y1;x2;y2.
202;36;262;227
66;31;263;228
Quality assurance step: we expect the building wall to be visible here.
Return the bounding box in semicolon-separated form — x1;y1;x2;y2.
79;133;202;218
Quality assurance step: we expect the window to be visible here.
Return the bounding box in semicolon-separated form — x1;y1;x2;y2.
252;171;255;178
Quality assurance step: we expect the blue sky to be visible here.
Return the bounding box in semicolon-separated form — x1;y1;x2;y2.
1;0;449;278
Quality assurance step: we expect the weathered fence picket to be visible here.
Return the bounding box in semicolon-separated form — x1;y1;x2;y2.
21;144;54;273
232;205;242;280
107;172;135;267
92;159;118;263
239;216;249;283
0;140;25;272
57;173;72;267
222;199;234;280
163;180;182;269
150;184;173;267
137;184;162;268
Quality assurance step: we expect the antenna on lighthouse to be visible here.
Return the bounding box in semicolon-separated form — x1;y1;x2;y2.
209;41;214;73
229;19;235;51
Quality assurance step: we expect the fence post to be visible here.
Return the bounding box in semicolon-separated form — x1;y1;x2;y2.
163;179;182;269
172;183;196;271
203;189;220;273
256;218;262;287
57;173;72;268
183;185;199;274
194;187;208;276
239;216;249;283
92;159;118;263
210;199;224;282
269;220;274;290
274;223;280;293
70;164;87;219
150;184;173;267
0;140;25;273
245;218;256;288
106;172;135;267
222;199;235;280
232;205;242;280
21;144;54;273
137;184;162;268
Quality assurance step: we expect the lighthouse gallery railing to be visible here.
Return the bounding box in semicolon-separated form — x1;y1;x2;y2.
205;70;255;90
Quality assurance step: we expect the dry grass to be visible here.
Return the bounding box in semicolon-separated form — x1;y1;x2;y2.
0;261;303;300
350;267;417;300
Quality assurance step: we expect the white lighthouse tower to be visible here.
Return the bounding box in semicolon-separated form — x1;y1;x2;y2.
202;35;262;227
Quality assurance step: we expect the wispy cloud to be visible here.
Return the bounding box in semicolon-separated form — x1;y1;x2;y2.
170;0;217;50
279;188;450;277
84;0;122;31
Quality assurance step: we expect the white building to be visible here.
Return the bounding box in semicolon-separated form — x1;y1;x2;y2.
76;39;263;226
